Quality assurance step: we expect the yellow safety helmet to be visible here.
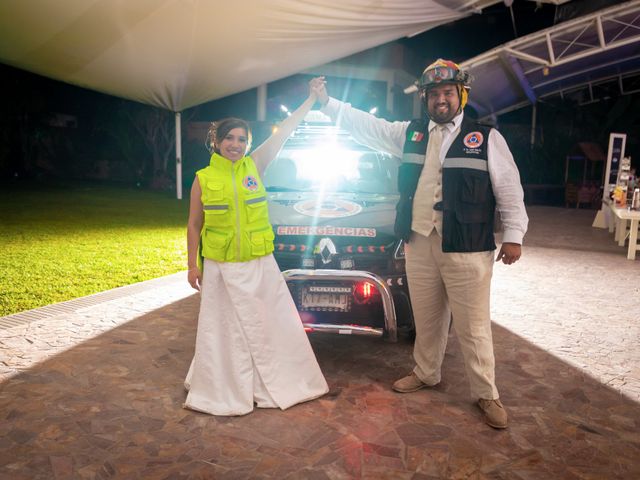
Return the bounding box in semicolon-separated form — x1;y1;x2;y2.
418;58;471;110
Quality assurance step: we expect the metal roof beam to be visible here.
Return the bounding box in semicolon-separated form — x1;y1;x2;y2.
500;51;538;104
597;14;606;48
538;68;640;101
532;52;640;89
525;33;640;76
503;47;548;66
555;21;593;61
607;13;640;42
467;0;640;70
463;0;640;120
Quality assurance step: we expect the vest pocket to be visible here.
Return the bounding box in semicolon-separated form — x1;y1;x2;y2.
201;228;232;259
204;181;224;201
455;204;489;223
203;205;232;230
460;170;489;203
248;228;275;256
244;195;268;224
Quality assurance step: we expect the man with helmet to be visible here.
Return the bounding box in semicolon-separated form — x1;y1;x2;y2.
316;59;528;429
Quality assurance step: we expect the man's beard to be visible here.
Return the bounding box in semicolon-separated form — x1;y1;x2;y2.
428;104;456;124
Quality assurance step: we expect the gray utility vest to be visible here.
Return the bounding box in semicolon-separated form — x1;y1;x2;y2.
395;117;496;252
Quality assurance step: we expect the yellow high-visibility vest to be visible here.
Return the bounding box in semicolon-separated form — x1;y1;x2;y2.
196;153;274;265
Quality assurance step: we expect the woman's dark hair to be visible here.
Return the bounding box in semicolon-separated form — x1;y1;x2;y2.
205;117;252;154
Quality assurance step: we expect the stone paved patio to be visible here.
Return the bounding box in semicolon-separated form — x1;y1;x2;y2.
1;206;639;479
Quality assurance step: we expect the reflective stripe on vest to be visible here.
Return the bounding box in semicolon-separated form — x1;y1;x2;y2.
402;152;425;165
443;157;489;171
245;196;266;205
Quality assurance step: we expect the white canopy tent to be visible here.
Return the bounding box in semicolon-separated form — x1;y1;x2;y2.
0;0;489;111
0;0;568;197
0;0;496;197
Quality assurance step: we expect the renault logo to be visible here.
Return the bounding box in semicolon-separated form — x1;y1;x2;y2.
315;237;337;264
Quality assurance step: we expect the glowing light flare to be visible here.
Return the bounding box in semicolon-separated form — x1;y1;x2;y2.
280;104;291;117
291;144;360;184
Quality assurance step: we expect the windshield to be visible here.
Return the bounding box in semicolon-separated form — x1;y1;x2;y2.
263;132;399;194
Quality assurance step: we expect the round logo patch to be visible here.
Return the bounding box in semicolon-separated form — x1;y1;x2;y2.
243;175;259;191
463;132;484;149
293;198;362;218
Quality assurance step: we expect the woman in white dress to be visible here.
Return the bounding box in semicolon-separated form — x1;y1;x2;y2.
183;77;329;416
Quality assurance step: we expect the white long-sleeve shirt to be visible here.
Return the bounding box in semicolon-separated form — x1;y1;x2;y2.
322;97;528;244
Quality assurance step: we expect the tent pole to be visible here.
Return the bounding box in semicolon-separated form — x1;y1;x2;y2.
175;112;182;200
529;103;537;149
257;84;267;121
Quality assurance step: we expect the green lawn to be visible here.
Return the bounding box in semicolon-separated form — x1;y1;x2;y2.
0;182;189;316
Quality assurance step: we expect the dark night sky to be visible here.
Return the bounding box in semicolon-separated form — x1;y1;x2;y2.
400;0;624;70
400;0;556;66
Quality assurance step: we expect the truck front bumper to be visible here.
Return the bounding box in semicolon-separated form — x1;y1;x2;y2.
282;269;398;343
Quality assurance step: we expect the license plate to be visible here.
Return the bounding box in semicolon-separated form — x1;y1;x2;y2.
301;287;351;312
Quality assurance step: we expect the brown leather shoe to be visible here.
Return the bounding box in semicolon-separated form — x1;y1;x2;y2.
392;372;430;393
477;398;508;429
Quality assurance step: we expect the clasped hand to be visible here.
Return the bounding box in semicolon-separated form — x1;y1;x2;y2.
308;76;329;105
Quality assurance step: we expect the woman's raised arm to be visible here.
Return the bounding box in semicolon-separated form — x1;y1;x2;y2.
251;77;326;174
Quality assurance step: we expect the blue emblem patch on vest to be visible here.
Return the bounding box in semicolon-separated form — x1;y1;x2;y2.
243;175;259;191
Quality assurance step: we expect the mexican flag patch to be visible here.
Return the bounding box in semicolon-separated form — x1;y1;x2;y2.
410;131;424;142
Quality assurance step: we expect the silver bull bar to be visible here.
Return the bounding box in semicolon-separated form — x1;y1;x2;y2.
282;269;397;343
